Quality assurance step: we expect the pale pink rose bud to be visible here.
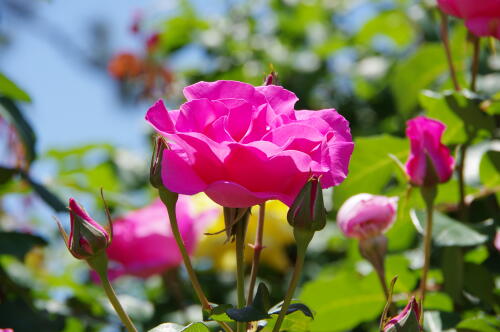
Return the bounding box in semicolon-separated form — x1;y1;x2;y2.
337;194;398;240
405;116;454;187
437;0;500;40
0;329;14;332
383;296;421;332
61;198;111;260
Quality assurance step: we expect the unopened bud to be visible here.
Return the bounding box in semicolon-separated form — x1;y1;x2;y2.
287;177;326;232
150;136;167;189
383;296;421;332
58;198;111;260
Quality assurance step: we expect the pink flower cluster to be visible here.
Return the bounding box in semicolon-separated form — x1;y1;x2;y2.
146;80;354;208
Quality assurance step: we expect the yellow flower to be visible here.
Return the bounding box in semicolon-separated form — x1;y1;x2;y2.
192;195;294;272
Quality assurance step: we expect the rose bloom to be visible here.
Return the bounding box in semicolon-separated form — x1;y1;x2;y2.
437;0;500;39
146;80;353;208
104;196;217;280
337;194;398;240
405;116;454;187
195;197;294;272
108;52;143;80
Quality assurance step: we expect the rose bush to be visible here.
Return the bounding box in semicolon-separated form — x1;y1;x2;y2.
146;80;353;208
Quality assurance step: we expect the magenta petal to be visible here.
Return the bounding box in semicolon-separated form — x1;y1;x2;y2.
205;181;271;207
321;140;355;188
437;0;463;17
183;80;267;106
176;99;228;132
161;149;207;195
465;17;500;39
296;109;352;141
255;85;298;115
145;99;176;134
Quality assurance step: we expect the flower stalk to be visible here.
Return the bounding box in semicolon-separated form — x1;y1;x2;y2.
234;210;249;332
247;203;266;305
88;254;138;332
439;11;461;91
419;185;437;323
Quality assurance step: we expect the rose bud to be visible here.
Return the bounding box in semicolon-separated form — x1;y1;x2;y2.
337;194;398;296
287;177;326;248
383;296;421;332
337;194;398;240
405;116;454;187
57;198;111;260
150;135;167;189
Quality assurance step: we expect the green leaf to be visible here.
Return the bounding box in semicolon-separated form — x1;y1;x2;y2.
148;322;210;332
300;271;385;331
441;246;464;304
420;90;495;144
456;316;500;332
261;310;312;332
0;232;47;260
268;302;314;318
385;255;418;293
226;283;272;322
391;44;449;116
463;263;495;307
0;73;31;102
0;97;37;164
410;209;487;247
464;245;489;264
333;135;408;209
20;172;67;212
423;292;453;312
357;11;415;50
423;311;461;332
0;166;18;185
479;150;500;188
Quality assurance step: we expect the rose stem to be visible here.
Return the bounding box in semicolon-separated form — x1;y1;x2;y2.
272;243;307;332
90;255;138;332
419;185;437;325
439;11;461;91
160;190;233;332
470;35;480;92
235;214;249;332
247;203;266;305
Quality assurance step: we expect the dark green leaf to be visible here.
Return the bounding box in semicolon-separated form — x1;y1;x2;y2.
0;97;37;164
20;172;66;212
410;209;487;247
463;263;495;307
0;232;47;260
268;303;314;318
224;283;273;322
441;246;464;304
0;73;31;102
479;150;500;188
0;166;18;185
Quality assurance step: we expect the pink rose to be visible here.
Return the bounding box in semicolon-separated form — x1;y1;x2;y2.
146;80;353;208
337;194;398;240
437;0;500;39
405;116;455;187
105;197;217;280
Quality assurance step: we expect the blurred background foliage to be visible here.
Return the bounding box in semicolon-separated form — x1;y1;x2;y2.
0;0;499;331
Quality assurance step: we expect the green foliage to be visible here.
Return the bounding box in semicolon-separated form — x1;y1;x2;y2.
357;11;415;50
148;322;210;332
300;270;385;331
0;72;31;102
410;210;487;247
0;232;47;260
333;135;408;209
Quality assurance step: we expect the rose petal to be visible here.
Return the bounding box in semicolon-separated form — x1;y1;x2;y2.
145;99;176;134
183;80;267;107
